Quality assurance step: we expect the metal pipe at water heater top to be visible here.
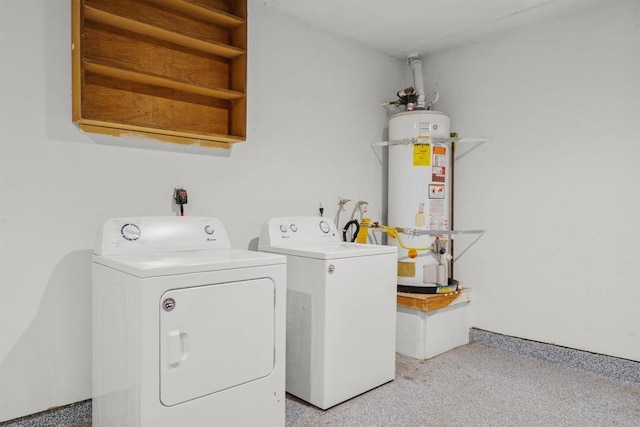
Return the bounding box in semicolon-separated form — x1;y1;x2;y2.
387;111;452;289
408;55;425;110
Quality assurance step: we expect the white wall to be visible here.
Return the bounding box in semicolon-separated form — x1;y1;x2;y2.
0;0;403;421
3;0;638;422
423;0;640;361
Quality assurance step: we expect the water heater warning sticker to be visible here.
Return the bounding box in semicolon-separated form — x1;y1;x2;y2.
433;146;446;158
432;166;446;182
432;145;447;182
429;184;445;199
413;144;431;166
429;200;447;230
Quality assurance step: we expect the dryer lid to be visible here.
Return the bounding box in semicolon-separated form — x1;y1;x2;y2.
93;248;285;277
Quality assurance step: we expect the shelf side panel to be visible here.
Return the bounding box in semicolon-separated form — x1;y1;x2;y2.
72;0;83;122
230;97;246;140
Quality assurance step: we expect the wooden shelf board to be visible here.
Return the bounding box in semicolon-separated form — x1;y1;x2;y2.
83;60;244;100
84;5;245;59
76;119;244;145
146;0;245;28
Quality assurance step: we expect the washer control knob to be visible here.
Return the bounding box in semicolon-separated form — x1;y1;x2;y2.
279;224;288;233
121;223;141;241
290;224;298;232
319;220;330;234
204;225;215;235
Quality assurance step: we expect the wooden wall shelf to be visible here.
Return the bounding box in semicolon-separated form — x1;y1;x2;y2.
72;0;247;149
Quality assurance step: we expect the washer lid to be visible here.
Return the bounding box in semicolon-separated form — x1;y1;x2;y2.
93;248;285;277
259;242;397;260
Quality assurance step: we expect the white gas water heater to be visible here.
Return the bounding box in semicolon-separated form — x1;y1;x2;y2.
387;56;455;293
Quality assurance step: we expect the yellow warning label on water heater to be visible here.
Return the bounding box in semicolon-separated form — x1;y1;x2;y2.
413;144;431;166
397;262;416;277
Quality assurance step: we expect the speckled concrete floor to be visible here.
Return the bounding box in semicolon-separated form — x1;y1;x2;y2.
3;342;639;426
285;344;640;427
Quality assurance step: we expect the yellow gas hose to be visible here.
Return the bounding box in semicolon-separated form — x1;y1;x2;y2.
355;219;432;252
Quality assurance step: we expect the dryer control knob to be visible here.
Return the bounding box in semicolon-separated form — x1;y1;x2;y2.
121;223;140;241
319;220;330;234
279;224;288;233
204;225;215;235
290;224;298;232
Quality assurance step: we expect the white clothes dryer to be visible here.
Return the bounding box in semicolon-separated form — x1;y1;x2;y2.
258;216;397;410
92;217;286;427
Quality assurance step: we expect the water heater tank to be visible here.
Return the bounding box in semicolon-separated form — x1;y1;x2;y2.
387;111;452;289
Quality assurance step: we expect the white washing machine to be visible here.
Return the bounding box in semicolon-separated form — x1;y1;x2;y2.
92;216;286;427
258;216;397;410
